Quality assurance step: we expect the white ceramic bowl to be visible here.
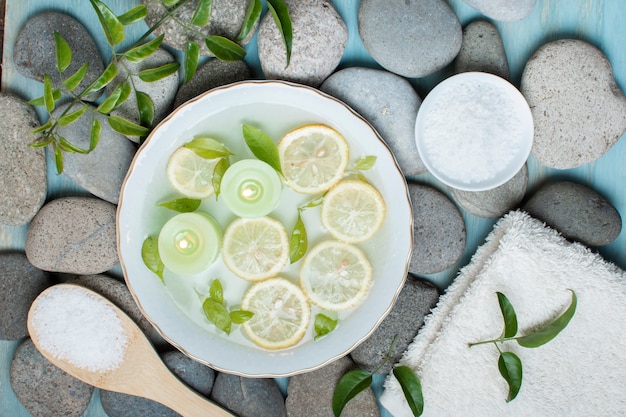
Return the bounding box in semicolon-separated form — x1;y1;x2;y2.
415;72;534;191
117;80;413;377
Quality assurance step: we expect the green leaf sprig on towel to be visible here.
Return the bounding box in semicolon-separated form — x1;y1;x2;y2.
468;290;577;402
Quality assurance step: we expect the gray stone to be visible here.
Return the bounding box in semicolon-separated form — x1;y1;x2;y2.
52;103;137;204
461;0;537;22
286;356;379;417
144;0;254;56
100;390;180;417
0;93;46;226
163;350;216;396
108;48;179;140
258;0;347;87
358;0;461;78
521;39;626;169
523;181;622;247
14;12;104;99
67;275;167;348
320;67;426;177
11;339;93;417
25;197;118;274
454;20;510;80
211;373;286;417
0;253;52;340
409;183;466;275
350;278;439;373
450;163;528;218
174;59;253;108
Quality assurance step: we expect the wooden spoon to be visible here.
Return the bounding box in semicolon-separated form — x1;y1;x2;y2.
27;283;234;417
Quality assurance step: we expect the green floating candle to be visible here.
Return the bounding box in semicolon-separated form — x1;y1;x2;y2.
158;212;222;276
221;159;282;218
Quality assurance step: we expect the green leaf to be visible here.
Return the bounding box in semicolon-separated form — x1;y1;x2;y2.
115;81;132;109
314;313;337;340
498;351;522;402
138;62;180;82
58;136;90;154
52;142;64;174
43;75;55;112
212;157;230;196
517;290;577;348
354;155;377;171
89;119;101;151
209;279;224;304
299;195;325;210
162;0;181;5
289;211;307;263
184;137;233;159
136;91;155;128
202;298;232;334
266;0;293;67
87;62;118;94
54;31;72;73
124;34;164;63
236;0;262;41
241;125;282;174
91;0;125;45
332;369;373;417
497;292;518;339
28;89;61;107
158;197;201;213
30;121;53;135
108;115;150;137
230;310;254;324
191;0;213;26
184;41;201;84
393;366;424;416
30;134;54;148
118;5;148;25
63;63;90;91
205;36;246;61
97;82;124;114
57;105;89;126
142;235;164;282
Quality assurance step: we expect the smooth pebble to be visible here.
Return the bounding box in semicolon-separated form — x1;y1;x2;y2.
52;103;137;204
108;48;179;140
450;163;528;218
100;390;179;417
0;253;51;340
461;0;537;21
409;183;466;275
162;350;216;396
521;39;626;169
258;0;347;87
523;181;622;246
0;93;47;226
11;339;93;417
286;356;380;417
143;0;254;56
14;12;104;99
25;197;118;274
350;278;439;374
358;0;461;78
320;67;426;177
174;59;252;108
211;373;286;417
454;20;510;79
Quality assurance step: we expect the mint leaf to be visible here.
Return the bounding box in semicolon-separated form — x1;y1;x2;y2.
158;197;201;213
209;279;224;304
314;313;337;340
242;125;282;174
230;310;254;324
184;137;233;159
142;235;164;282
354;155;377;171
202;298;231;334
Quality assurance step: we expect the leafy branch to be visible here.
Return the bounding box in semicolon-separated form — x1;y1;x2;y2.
468;290;577;402
28;0;293;174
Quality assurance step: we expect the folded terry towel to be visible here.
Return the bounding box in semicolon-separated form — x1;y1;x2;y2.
381;210;626;416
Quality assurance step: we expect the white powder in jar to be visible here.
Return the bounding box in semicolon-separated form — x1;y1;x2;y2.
30;286;128;372
420;78;524;185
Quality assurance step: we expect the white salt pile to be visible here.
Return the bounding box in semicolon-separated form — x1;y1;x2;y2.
29;286;128;372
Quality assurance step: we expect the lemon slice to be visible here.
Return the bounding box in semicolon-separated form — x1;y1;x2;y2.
166;147;220;199
222;216;289;281
320;180;386;243
278;124;350;194
300;240;372;311
241;277;311;349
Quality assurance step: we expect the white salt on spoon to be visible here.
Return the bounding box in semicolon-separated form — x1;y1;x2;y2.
27;283;234;417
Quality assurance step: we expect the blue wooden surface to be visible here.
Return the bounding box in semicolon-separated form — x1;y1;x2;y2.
1;1;625;416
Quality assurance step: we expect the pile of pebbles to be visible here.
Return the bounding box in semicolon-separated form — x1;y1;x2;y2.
2;0;624;415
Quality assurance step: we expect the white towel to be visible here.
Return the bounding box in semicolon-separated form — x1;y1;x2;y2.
381;210;626;416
